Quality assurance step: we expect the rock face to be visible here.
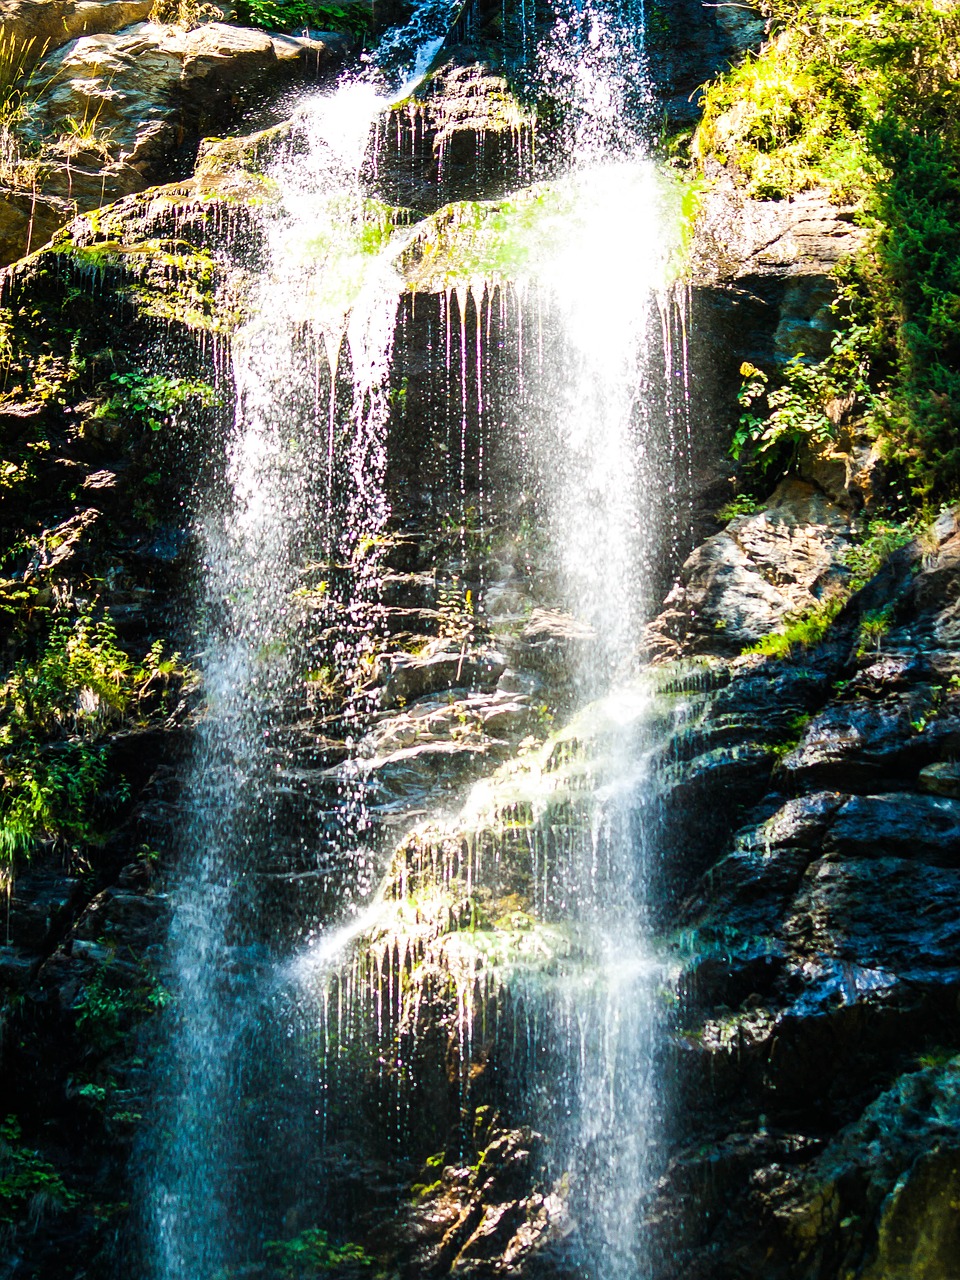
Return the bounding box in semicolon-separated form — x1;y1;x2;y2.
25;21;347;209
642;506;960;1279
0;0;154;50
648;479;853;656
691;182;866;290
0;16;348;264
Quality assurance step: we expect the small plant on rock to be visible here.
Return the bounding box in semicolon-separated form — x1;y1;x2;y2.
0;1116;78;1230
265;1228;374;1277
150;0;223;29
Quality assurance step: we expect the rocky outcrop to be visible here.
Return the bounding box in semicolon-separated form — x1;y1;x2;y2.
0;17;348;264
646;479;853;656
691;182;866;290
642;505;960;1278
0;0;154;51
25;22;348;208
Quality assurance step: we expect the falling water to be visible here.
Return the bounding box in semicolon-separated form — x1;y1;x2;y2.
147;53;426;1280
148;0;692;1274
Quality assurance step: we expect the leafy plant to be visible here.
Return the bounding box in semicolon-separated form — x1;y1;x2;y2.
698;0;960;498
74;968;170;1055
857;605;893;656
0;607;186;865
103;370;218;432
730;352;851;476
264;1228;374;1278
843;517;917;589
234;0;373;39
0;1116;78;1229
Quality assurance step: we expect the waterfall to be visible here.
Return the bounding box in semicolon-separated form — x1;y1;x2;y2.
147;0;691;1275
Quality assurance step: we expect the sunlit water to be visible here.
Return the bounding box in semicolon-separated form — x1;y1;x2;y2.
148;0;691;1276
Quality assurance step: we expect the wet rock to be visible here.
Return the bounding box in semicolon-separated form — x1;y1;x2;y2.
381;648;507;708
505;608;595;680
0;185;76;263
920;760;960;799
679;792;846;974
383;1127;569;1280
824;793;960;865
27;23;316;206
0;19;348;262
649;0;766;127
781;849;960;985
777;697;960;792
775;1060;960;1280
376;63;535;210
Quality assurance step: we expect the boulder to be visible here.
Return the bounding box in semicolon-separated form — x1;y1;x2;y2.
0;0;154;53
0;20;348;263
648;479;853;655
26;22;339;205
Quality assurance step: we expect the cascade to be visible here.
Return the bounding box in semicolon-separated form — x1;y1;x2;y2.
147;0;693;1275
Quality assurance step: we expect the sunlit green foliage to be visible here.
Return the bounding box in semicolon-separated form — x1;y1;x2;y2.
234;0;372;39
102;370;218;432
0;607;183;865
744;594;844;659
699;0;960;497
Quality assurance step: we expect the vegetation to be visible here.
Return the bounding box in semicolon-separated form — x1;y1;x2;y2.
697;0;960;498
150;0;224;28
716;494;760;523
233;0;373;39
0;606;183;867
0;1117;78;1229
744;594;844;659
102;370;218;433
74;966;170;1055
743;514;923;659
265;1229;374;1277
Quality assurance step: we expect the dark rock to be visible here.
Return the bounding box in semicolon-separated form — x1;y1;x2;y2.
381;649;507;708
777;699;960;793
824;793;960;865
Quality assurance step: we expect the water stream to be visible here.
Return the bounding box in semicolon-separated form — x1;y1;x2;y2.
148;0;692;1275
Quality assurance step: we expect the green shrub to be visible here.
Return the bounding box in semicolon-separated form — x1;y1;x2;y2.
74;967;170;1055
233;0;372;39
699;0;960;499
265;1228;374;1277
0;1117;78;1229
0;607;183;865
102;370;217;433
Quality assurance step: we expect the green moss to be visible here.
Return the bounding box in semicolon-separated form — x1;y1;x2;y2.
292;197;412;324
401;170;689;293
